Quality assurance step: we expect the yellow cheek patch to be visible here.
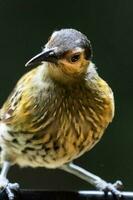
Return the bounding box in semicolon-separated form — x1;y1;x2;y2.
58;52;89;75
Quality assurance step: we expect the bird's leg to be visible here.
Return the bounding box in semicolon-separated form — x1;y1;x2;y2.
60;162;123;197
0;161;19;200
0;161;10;189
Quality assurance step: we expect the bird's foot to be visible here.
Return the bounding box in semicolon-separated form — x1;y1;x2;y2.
95;179;123;198
5;183;19;200
0;176;19;200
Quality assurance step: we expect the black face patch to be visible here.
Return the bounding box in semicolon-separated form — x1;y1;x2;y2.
47;29;93;60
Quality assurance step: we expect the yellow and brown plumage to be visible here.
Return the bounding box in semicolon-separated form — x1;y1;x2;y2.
0;29;122;199
0;63;114;168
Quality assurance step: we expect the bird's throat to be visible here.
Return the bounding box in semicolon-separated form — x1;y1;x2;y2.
46;63;87;85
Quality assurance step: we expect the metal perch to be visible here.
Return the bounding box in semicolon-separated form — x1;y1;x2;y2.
0;190;133;200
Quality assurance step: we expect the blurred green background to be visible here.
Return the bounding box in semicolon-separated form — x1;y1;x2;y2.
0;0;132;191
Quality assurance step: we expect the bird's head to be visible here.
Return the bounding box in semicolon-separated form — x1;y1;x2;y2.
25;29;93;83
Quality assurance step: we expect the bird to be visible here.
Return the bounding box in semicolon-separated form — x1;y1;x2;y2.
0;28;123;199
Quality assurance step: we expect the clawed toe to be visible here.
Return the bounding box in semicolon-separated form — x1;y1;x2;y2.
103;180;124;199
113;180;124;190
8;183;20;191
103;183;122;198
2;182;20;200
95;179;123;199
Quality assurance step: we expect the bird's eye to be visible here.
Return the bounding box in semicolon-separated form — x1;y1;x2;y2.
70;54;80;63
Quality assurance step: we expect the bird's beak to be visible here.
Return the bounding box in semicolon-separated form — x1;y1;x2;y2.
25;48;58;67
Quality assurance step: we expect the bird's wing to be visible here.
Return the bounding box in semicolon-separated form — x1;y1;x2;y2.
0;68;41;132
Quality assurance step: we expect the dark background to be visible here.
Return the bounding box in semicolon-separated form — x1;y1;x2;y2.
0;0;132;191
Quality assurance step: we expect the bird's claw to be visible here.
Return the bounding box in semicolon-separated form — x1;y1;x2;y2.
1;182;19;200
103;182;122;198
6;183;19;200
95;179;123;198
113;180;123;190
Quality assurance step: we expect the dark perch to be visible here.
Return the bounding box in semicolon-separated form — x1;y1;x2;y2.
0;190;133;200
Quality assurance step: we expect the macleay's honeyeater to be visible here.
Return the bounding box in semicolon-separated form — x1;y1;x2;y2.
0;29;123;199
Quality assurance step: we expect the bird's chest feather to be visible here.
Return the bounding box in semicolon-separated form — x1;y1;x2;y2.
0;78;114;167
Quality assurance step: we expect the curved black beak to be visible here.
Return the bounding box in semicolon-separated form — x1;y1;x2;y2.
25;49;58;67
